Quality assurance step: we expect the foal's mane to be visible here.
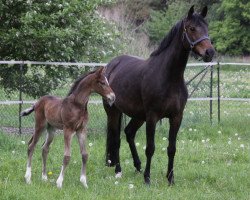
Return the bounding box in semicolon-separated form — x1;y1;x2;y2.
150;20;183;57
67;70;96;96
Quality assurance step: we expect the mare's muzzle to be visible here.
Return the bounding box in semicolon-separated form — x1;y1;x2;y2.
203;48;215;62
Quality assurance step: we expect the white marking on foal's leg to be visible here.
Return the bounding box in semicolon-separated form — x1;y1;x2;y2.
42;173;48;181
80;175;88;188
115;172;122;179
56;167;64;189
25;166;32;184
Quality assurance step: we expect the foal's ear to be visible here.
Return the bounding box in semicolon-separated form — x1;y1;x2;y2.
187;5;194;19
95;66;105;77
200;6;208;18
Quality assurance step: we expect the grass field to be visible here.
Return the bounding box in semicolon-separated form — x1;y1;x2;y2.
0;111;249;200
0;63;249;199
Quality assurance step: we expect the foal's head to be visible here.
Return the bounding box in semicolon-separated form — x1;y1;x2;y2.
182;6;215;62
91;66;115;106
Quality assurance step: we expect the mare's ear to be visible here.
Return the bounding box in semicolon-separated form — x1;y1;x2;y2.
200;6;207;18
187;5;194;19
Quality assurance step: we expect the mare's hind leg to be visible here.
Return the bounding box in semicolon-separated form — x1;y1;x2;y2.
41;125;56;181
25;114;46;184
166;114;183;185
125;118;144;172
56;127;74;189
104;103;122;177
76;128;88;188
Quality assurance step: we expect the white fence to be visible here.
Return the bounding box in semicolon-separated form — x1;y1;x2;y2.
0;61;249;105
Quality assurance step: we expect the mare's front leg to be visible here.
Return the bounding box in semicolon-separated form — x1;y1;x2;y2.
125;118;144;172
76;128;88;188
56;127;74;189
166;114;183;185
104;104;122;178
144;115;158;184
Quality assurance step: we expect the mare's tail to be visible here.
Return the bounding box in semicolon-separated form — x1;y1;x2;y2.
20;105;35;117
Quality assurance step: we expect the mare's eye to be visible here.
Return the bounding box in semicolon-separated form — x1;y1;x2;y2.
189;26;195;32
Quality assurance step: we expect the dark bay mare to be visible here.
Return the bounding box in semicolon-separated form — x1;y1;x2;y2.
103;6;215;185
21;67;115;188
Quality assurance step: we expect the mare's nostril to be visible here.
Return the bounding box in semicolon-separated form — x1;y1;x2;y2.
205;48;215;58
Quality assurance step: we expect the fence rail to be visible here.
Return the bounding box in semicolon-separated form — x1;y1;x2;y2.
0;60;249;134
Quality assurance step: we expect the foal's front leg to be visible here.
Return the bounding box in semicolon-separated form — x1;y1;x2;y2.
76;128;88;188
56;127;74;188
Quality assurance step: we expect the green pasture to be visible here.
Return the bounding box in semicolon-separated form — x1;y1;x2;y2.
0;64;249;199
0;113;249;200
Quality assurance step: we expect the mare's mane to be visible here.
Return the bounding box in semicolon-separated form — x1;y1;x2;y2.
67;70;96;96
150;13;208;57
150;20;183;57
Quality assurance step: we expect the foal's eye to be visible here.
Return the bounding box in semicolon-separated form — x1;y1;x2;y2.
189;27;195;32
99;81;105;86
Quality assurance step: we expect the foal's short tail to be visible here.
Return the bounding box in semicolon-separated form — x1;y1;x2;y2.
20;105;35;117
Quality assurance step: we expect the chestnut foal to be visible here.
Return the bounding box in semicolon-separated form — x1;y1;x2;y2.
21;67;115;188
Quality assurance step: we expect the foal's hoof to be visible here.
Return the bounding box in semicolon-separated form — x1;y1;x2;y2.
56;178;63;189
80;175;88;188
25;177;31;185
42;174;48;182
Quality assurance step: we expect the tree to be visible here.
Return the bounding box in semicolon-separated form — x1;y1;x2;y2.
209;0;250;55
145;0;220;44
0;0;118;98
146;1;191;43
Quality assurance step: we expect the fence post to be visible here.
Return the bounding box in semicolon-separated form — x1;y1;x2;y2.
217;62;221;123
18;63;24;134
209;65;213;124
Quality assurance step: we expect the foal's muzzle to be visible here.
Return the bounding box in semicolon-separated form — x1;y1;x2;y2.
106;92;116;106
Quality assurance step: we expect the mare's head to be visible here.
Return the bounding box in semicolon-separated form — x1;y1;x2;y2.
182;6;215;62
92;66;115;106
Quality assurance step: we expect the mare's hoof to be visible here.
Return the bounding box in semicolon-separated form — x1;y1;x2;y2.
144;177;151;185
106;159;115;167
135;169;142;174
115;172;122;178
167;176;175;186
168;180;175;186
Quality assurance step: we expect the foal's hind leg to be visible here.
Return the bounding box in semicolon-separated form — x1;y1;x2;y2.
56;127;74;189
25;115;46;184
76;128;88;188
41;125;56;181
125;118;144;172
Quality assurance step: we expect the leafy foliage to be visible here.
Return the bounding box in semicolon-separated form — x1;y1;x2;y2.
0;0;118;98
209;0;250;55
145;0;249;56
146;1;190;43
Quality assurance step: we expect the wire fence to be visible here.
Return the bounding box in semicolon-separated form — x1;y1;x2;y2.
0;61;249;134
